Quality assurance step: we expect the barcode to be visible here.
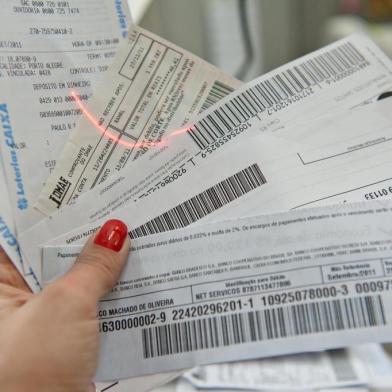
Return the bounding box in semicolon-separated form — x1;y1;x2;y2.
187;42;367;150
141;295;385;358
130;163;266;239
200;80;235;112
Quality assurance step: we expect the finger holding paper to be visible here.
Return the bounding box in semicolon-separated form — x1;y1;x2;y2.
0;219;130;392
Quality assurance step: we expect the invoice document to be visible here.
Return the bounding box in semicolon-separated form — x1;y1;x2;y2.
24;99;392;281
43;199;392;380
36;33;392;215
0;0;131;241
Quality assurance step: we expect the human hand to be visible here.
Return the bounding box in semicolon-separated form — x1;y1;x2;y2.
0;219;130;392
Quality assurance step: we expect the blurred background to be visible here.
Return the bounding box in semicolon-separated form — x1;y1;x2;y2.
128;0;392;81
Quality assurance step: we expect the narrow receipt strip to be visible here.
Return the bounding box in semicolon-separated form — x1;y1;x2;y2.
43;199;392;381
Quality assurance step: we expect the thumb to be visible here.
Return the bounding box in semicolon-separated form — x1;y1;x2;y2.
56;219;130;302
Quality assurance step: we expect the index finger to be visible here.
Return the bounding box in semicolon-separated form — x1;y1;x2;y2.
56;220;130;302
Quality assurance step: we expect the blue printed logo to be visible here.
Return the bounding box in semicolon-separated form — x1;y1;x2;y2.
115;0;129;38
0;104;28;211
17;198;28;210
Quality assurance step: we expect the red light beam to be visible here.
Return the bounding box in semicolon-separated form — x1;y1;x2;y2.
71;90;191;150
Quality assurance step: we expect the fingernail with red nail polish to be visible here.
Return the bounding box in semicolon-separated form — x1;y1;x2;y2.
94;219;128;252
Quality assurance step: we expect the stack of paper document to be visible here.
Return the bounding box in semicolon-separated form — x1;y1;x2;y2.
177;344;392;392
2;1;392;390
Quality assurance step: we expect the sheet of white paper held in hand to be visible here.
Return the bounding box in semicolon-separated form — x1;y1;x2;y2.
0;158;40;290
20;96;392;283
0;0;132;286
0;0;132;234
44;198;392;381
38;93;392;383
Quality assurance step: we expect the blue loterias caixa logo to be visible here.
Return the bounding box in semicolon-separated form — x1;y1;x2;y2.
0;104;28;211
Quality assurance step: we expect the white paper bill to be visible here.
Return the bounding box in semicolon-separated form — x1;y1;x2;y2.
0;157;21;267
0;0;131;238
0;156;40;291
36;25;242;213
177;378;249;392
318;389;368;392
176;379;369;392
43;97;392;246
42;199;392;380
20;98;392;281
184;348;368;390
38;101;392;386
350;345;392;390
